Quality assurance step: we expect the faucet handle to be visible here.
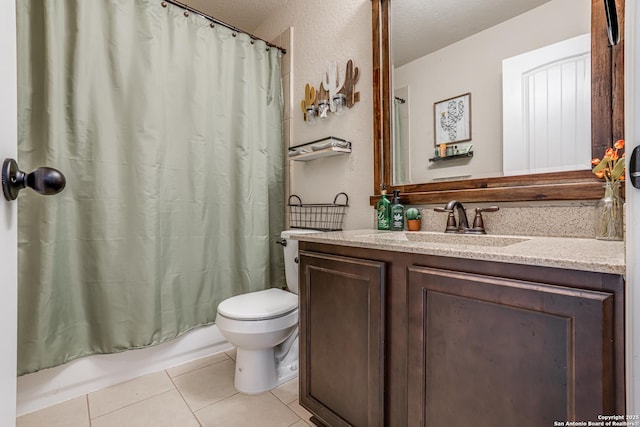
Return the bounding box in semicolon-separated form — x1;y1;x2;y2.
477;206;499;213
434;207;457;233
470;206;499;234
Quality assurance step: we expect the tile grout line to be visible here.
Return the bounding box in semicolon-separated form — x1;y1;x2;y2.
86;394;93;427
270;381;309;426
270;390;297;406
283;402;310;426
85;358;226;424
191;382;307;426
88;372;178;422
190;388;240;415
174;350;242;416
168;352;232;380
166;352;240;420
88;388;177;423
166;368;206;426
24;349;309;426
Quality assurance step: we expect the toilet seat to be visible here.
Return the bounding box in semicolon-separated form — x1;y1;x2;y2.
217;288;298;321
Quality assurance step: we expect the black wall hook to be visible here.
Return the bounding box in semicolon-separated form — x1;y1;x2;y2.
1;158;66;201
603;0;620;46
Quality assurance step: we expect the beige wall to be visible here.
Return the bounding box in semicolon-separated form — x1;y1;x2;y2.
394;0;590;183
255;1;375;230
188;0;592;231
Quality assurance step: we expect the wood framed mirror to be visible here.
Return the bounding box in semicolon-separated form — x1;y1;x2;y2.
371;0;624;205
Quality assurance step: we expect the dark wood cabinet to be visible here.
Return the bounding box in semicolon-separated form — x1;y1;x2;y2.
407;266;615;427
299;251;386;427
298;242;625;427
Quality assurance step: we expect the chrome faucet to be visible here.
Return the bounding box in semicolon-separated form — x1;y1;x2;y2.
434;201;499;234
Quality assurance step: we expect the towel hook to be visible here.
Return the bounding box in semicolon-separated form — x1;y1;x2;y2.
2;158;66;201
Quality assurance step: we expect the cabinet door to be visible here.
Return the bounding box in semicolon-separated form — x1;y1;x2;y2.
299;251;385;427
407;266;615;427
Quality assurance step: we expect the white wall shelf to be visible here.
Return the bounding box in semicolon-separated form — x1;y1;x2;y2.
288;136;351;162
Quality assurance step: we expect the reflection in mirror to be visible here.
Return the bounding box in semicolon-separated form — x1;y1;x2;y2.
390;0;590;185
393;91;409;183
502;33;591;176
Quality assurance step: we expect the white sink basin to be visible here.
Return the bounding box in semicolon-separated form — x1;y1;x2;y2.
357;232;530;247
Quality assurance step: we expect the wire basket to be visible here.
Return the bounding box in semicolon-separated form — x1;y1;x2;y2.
288;192;349;231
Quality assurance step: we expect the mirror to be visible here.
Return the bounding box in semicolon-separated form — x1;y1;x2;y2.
371;0;624;205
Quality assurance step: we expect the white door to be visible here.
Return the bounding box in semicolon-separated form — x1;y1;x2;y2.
0;2;18;427
503;34;591;176
626;0;640;414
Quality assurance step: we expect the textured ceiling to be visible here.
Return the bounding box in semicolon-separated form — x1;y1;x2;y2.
392;0;552;67
179;0;552;68
180;0;288;32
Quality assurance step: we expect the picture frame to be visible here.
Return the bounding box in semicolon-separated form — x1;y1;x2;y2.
434;93;472;145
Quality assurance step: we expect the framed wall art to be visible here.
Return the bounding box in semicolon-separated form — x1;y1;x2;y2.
434;93;471;145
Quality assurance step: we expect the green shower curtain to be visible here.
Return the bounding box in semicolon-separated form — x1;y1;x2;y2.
393;98;407;184
16;0;284;375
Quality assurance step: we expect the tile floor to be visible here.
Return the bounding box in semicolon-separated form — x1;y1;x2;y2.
17;348;314;427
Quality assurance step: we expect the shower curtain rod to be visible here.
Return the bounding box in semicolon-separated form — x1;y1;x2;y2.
161;0;287;54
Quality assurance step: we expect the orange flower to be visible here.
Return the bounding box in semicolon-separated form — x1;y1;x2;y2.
592;138;625;183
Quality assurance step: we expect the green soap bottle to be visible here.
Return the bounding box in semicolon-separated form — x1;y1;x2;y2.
377;186;391;230
391;190;404;231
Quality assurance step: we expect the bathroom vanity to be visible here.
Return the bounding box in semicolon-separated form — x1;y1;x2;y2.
295;230;625;427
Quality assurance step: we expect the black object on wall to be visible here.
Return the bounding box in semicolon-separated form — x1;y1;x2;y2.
631;146;640;189
1;158;66;201
604;0;620;46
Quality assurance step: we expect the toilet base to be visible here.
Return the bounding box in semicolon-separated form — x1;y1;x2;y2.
233;334;299;394
234;348;277;394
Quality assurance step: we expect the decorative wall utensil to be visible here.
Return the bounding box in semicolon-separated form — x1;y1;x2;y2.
302;83;318;123
323;61;340;113
300;59;360;124
341;59;360;108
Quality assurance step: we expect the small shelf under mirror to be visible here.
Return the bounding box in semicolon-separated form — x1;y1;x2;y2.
428;151;474;162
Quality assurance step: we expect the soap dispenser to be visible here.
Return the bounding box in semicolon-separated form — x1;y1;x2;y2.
377;185;391;230
391;190;404;231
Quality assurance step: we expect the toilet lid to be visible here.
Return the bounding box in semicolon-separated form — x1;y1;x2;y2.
217;288;298;321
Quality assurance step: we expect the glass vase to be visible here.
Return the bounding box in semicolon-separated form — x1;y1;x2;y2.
595;181;623;241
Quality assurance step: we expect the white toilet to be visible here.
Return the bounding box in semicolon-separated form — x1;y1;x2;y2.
215;229;318;394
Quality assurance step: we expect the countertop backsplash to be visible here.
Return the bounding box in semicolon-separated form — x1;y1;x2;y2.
373;200;614;239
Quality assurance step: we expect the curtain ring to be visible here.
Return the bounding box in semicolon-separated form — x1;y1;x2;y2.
250;40;255;45
266;47;270;51
210;23;215;28
161;1;167;7
184;11;189;17
232;32;237;37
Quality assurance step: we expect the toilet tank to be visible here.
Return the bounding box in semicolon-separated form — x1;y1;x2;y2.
280;229;320;294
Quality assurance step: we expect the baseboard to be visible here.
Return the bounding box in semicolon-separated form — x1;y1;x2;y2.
16;323;232;416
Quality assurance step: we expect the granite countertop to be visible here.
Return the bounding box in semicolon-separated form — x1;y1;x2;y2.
292;229;625;275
